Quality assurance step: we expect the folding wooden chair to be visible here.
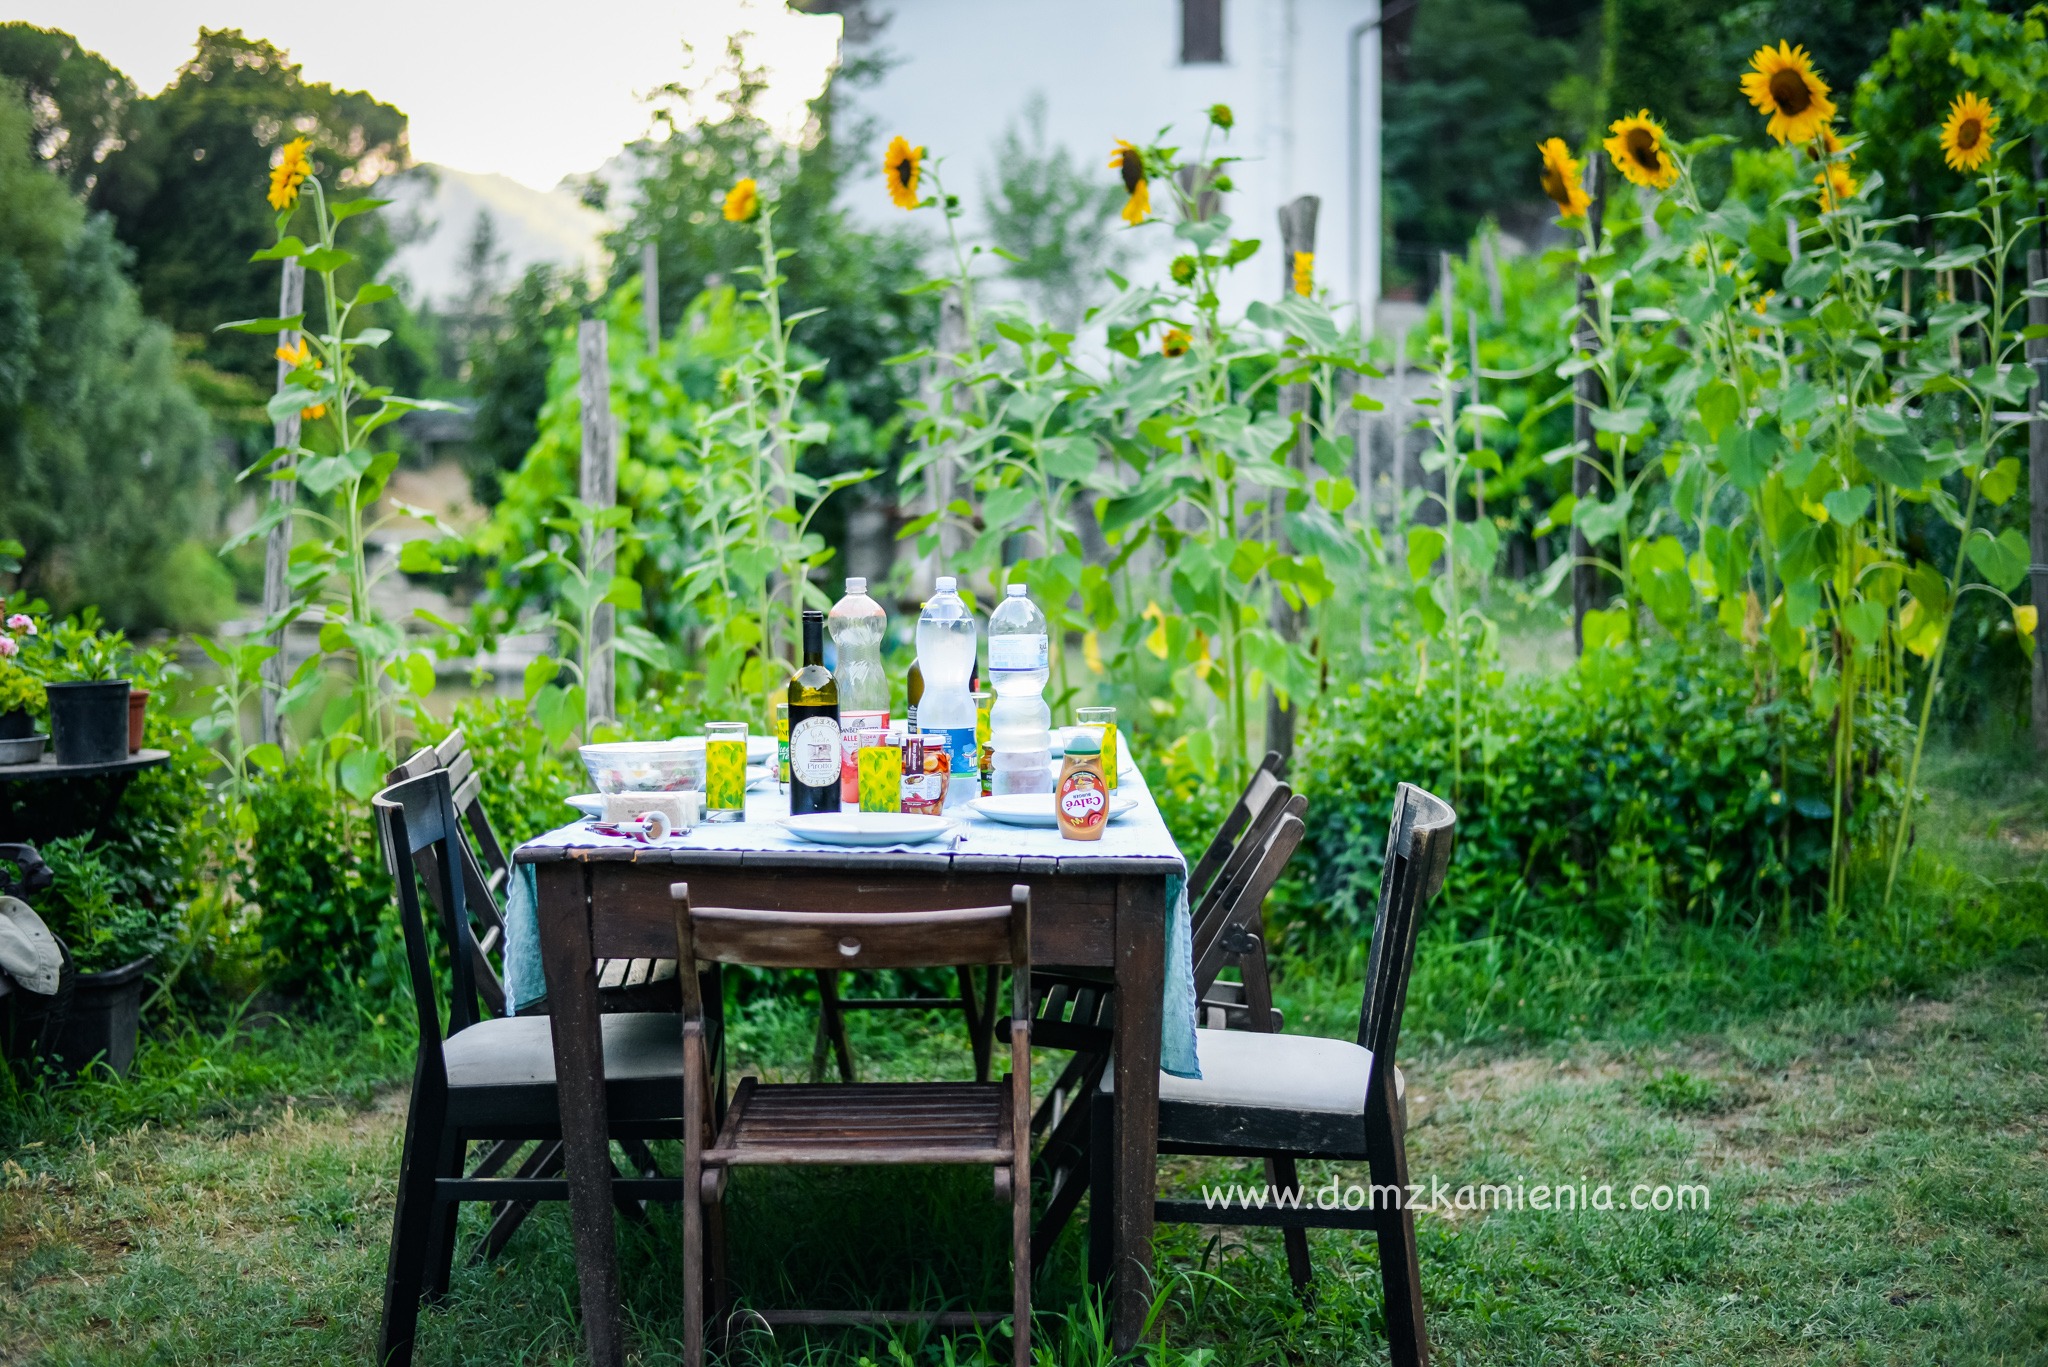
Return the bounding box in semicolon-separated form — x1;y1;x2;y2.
371;770;695;1367
1089;783;1456;1367
388;731;680;1015
670;884;1033;1367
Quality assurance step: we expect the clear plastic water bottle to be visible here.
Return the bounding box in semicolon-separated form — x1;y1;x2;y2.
828;577;890;804
915;577;979;811
986;583;1052;794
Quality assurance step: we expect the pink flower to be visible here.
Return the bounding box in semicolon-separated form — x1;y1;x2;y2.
0;635;16;658
4;614;29;634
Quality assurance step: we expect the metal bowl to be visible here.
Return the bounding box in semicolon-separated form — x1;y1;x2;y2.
578;740;705;795
0;733;48;766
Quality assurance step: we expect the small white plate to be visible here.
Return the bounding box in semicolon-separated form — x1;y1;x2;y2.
780;812;955;847
970;793;1139;828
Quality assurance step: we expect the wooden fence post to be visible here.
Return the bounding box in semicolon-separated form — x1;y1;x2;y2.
260;258;305;748
1267;195;1319;772
2028;246;2046;753
1571;159;1607;655
641;242;661;358
578;319;616;730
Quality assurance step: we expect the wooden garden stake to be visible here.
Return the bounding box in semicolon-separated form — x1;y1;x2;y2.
261;257;305;748
1571;158;1607;654
1267;195;1320;770
579;318;616;730
1467;306;1484;522
641;242;661;358
2028;247;2046;753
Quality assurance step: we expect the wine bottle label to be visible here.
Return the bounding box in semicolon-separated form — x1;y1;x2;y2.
989;635;1048;670
789;716;842;788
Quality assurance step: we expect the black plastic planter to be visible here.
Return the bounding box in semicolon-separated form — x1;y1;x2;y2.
46;680;131;766
0;708;30;740
46;956;151;1077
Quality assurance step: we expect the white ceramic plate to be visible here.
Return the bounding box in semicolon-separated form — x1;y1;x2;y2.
970;793;1139;828
779;812;955;847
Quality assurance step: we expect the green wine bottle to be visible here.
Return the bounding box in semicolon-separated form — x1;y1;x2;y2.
788;609;842;814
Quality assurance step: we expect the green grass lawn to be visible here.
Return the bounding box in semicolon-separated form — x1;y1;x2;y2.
4;742;2045;1364
5;961;2046;1365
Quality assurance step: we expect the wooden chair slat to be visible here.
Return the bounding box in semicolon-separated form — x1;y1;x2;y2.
597;959;628;991
624;959;652;988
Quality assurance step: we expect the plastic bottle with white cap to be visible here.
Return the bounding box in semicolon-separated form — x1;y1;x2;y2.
914;577;979;810
827;577;890;803
986;581;1053;794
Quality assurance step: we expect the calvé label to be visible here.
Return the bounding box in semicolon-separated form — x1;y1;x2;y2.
1060;784;1107;825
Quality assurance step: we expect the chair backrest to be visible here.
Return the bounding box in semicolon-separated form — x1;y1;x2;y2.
1190;781;1298;935
374;769;486;1063
1187;751;1286;899
1355;784;1456;1072
1191;805;1307;997
387;730;510;1016
669;884;1031;1021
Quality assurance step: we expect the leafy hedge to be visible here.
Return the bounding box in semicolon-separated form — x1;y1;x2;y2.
1272;643;1904;944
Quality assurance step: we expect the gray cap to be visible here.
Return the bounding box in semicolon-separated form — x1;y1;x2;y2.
0;895;62;996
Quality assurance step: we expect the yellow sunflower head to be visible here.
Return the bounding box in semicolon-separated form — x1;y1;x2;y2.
274;337;313;369
1170;254;1197;286
1536;137;1591;220
1603;111;1678;191
267;136;313;211
1804;124;1847;162
1161;327;1191;358
1292;251;1314;297
884;135;923;210
1208;103;1234;130
1814;161;1858;209
1110;140;1149;225
1940;92;1998;172
722;177;760;223
1740;42;1837;146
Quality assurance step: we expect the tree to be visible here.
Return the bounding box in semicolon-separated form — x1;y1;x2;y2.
983;94;1131;332
87;29;412;385
611;40;930;486
0;23;136;196
0;89;219;630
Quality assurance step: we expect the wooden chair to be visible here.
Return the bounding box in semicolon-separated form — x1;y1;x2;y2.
1025;794;1308;1273
670;883;1033;1367
388;732;681;1016
1088;782;1456;1367
372;770;694;1367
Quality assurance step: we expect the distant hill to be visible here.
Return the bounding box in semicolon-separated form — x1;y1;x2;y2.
380;164;609;309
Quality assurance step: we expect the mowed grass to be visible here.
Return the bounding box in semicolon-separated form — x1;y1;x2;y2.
4;963;2045;1366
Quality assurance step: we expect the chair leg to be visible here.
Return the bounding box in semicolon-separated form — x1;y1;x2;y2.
1265;1156;1314;1298
1012;1157;1032;1367
422;1131;466;1300
814;970;855;1082
377;1071;445;1367
1087;1087;1114;1293
1367;1093;1430;1367
476;1141;563;1264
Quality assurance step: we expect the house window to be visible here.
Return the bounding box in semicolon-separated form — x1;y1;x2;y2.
1181;0;1225;63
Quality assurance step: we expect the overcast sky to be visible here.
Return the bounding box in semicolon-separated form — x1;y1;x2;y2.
4;0;843;190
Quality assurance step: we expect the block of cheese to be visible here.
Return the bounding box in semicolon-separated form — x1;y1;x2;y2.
603;791;698;832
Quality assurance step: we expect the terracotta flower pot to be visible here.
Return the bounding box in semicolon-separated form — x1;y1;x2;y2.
128;687;149;753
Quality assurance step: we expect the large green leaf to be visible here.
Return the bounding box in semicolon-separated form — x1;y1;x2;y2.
1965;528;2028;592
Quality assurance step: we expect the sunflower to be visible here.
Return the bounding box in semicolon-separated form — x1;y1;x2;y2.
1814;162;1858;209
1170;254;1197;286
1161;327;1191;358
274;337;326;418
1208;103;1234;130
1740;43;1836;146
884;136;923;210
1804;124;1846;162
1292;251;1314;296
1603;111;1678;190
267;137;312;210
722;177;759;223
1940;92;1998;172
1109;140;1149;225
1536;137;1591;220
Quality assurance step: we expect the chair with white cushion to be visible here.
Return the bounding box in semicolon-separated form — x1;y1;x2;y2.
1089;782;1454;1367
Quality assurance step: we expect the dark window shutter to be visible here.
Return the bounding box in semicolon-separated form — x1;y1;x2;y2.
1181;0;1225;63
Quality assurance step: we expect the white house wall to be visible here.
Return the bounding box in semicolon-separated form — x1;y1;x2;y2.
832;0;1376;327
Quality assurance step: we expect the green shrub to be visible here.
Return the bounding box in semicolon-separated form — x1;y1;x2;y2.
36;835;173;973
240;757;394;1004
1278;643;1905;944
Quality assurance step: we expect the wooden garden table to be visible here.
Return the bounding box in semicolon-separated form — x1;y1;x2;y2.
513;765;1186;1362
